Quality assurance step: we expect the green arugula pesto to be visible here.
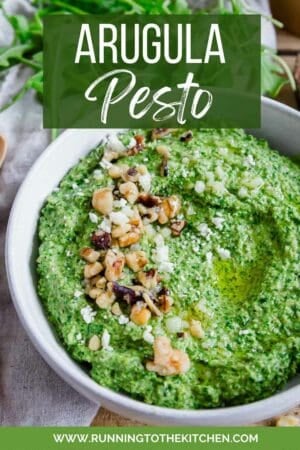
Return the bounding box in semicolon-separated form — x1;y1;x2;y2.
37;129;300;408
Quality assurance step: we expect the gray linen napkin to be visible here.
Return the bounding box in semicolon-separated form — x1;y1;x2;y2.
0;76;99;426
0;0;98;426
0;0;275;426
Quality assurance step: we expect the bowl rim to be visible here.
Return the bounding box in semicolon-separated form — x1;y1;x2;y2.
5;96;300;425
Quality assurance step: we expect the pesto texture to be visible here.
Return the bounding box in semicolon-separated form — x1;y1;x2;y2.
38;129;300;408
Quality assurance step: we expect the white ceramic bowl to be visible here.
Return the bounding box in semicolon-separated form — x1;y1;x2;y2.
5;97;300;425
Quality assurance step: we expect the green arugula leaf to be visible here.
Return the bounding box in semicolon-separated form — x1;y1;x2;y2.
0;70;43;113
261;47;295;97
0;43;34;69
0;0;295;113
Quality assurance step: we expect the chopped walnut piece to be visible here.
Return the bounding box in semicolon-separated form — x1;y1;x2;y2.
151;128;172;140
96;290;116;309
130;302;151;326
119;230;141;247
137;204;148;215
138;193;161;208
137;269;159;290
88;335;101;351
104;250;125;282
112;282;142;304
143;292;162;317
127;135;145;155
170;220;186;237
80;247;101;263
146;336;190;376
137;165;148;175
95;277;107;289
84;261;103;279
160;158;169;177
121;167;139;183
180;131;193;142
108;165;123;179
89;275;101;287
129;208;143;228
158;289;173;313
156;146;170;177
119;181;139;204
142;207;159;224
92;188;113;215
158;196;181;224
177;331;188;339
156;145;170;158
158;202;169;224
88;288;104;300
103;150;119;162
111;223;131;238
276;415;300;427
111;302;122;316
110;164;129;180
167;195;181;218
190;320;205;339
91;230;112;250
126;251;148;272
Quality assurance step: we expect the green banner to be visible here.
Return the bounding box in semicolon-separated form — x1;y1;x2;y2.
1;427;299;450
43;14;261;129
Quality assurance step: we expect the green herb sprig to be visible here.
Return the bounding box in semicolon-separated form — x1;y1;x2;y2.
0;0;295;113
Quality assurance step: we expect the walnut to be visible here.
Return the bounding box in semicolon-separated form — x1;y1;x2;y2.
126;251;148;272
111;223;131;239
180;131;193;142
92;188;113;215
158;196;181;224
119;181;139;204
84;262;103;279
151;128;172;140
190;320;205;339
119;230;141;247
127;135;145;155
96;291;116;309
138;193;161;208
88;335;101;351
142;292;162;317
104;250;125;282
111;302;122;316
108;165;123;179
170;220;186;236
130;302;151;326
88;288;104;300
137;269;159;290
122;167;140;183
158;288;173;313
128;208;143;228
146;336;190;376
112;282;142;305
80;247;100;263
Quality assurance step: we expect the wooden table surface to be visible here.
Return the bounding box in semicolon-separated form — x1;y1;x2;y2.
276;29;300;109
91;28;300;427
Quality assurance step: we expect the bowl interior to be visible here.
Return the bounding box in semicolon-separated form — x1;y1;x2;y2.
6;98;300;425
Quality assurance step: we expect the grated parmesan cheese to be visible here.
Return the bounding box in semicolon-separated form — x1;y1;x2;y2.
139;173;152;192
143;326;154;344
195;180;206;194
118;315;129;325
217;247;231;260
101;330;113;351
109;211;129;225
80;306;96;324
211;217;225;230
89;212;98;224
98;217;112;233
